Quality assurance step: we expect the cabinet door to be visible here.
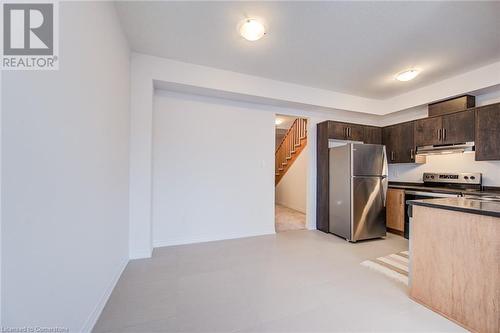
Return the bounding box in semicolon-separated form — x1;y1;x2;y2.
346;124;365;142
364;126;382;144
328;122;348;140
415;117;442;146
383;123;416;163
386;188;405;232
382;126;398;163
475;103;500;161
442;110;474;144
382;125;399;164
397;122;416;163
328;122;365;142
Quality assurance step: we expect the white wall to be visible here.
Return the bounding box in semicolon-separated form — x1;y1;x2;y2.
275;145;308;213
152;90;276;246
1;3;130;331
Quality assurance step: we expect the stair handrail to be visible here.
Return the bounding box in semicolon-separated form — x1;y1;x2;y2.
275;118;307;184
275;118;300;153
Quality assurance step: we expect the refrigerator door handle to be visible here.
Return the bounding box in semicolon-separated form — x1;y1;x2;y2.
382;177;388;207
382;146;388;177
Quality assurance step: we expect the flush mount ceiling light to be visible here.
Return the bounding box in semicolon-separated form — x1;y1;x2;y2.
275;118;283;125
395;69;420;82
239;18;266;41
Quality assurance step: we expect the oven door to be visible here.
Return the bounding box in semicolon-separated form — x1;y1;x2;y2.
403;190;460;239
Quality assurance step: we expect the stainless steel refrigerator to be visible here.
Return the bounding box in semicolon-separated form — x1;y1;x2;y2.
329;143;387;242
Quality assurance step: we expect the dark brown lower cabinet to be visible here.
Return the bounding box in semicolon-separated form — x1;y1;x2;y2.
475;103;500;161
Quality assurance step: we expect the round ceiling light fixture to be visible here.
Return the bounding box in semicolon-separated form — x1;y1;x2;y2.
395;69;421;82
275;118;283;125
239;18;266;41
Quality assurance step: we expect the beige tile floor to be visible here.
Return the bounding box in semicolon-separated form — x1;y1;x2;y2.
275;204;306;232
93;230;465;333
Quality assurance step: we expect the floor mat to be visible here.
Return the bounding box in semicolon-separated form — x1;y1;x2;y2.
360;251;409;285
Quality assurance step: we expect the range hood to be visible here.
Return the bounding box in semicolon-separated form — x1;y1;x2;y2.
416;142;475;155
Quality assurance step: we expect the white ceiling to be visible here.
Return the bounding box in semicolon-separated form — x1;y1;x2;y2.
115;1;500;99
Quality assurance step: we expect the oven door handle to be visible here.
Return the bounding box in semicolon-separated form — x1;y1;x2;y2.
404;190;460;198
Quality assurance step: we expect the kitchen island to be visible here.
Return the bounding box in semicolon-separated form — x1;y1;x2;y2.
408;198;500;333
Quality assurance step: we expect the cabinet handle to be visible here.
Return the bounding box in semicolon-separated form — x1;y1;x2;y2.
343;127;347;138
410;148;414;160
391;151;395;161
348;127;352;138
443;128;447;141
438;128;442;141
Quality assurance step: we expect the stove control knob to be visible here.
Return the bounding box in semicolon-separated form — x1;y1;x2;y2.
470;176;476;180
464;176;469;180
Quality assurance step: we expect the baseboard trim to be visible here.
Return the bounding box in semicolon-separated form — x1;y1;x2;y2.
153;230;275;248
80;258;128;333
387;227;404;236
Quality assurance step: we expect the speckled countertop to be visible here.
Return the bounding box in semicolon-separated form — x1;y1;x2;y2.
407;197;500;218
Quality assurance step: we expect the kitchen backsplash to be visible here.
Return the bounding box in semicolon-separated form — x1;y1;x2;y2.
388;152;500;186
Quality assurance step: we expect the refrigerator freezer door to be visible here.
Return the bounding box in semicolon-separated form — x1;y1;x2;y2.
352;144;388;177
352;176;387;241
328;144;351;239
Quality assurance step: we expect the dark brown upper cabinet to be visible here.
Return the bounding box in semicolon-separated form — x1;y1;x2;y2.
475;103;500;161
328;122;364;142
364;126;382;144
441;110;474;144
415;110;474;147
383;122;417;164
382;125;397;163
428;95;475;117
415;117;442;146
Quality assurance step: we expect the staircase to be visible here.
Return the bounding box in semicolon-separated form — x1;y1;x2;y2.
275;118;307;185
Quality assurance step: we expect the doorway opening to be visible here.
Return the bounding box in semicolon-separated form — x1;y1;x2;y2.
274;114;308;232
